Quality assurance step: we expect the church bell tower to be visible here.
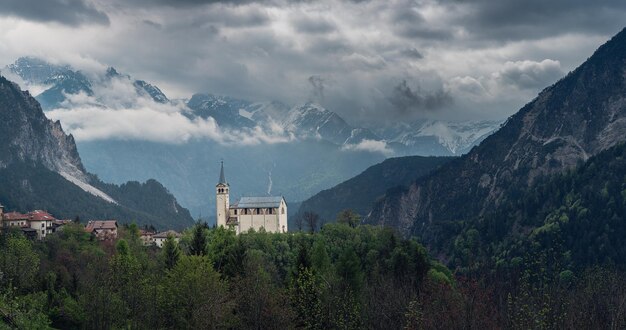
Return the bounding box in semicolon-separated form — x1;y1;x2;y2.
216;161;229;227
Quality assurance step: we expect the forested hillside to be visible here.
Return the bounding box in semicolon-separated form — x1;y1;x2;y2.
450;142;626;272
297;155;452;224
3;222;626;329
0;163;192;230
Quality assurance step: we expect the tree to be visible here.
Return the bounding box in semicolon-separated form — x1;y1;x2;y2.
296;214;304;232
303;212;319;233
233;250;294;329
162;255;235;328
109;239;144;329
291;266;323;329
0;234;40;292
189;222;209;256
161;235;181;269
336;209;361;228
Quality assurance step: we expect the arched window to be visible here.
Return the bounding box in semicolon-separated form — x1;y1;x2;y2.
281;207;285;214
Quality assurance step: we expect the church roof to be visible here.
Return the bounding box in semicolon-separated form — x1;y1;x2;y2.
234;196;284;208
218;161;227;185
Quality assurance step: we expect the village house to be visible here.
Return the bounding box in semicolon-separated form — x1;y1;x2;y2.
139;229;156;246
216;162;288;234
153;230;182;248
85;220;118;240
0;205;56;240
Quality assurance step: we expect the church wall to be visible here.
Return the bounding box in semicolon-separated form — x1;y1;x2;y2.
236;213;280;233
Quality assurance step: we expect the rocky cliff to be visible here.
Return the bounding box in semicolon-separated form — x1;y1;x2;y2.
0;75;194;229
366;27;626;245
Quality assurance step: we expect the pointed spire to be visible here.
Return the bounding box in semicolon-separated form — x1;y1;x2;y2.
219;160;227;184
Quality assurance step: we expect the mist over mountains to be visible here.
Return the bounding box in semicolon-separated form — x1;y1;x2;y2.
4;57;501;220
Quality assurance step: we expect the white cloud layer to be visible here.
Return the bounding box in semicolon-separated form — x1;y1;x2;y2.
45;77;293;145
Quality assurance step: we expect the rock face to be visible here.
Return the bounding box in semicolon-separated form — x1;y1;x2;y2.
0;77;84;176
366;28;626;243
0;75;194;229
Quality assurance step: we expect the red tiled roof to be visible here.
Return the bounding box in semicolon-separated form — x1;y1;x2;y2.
28;210;56;221
4;212;28;221
85;220;118;232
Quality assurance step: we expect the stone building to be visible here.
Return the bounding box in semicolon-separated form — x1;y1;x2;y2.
216;162;287;234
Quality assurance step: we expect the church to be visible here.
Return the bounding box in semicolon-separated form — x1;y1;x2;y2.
216;162;288;234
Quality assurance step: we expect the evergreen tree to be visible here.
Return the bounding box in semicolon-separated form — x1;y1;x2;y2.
161;235;182;269
189;222;208;256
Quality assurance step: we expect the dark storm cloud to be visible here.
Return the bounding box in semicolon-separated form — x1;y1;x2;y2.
390;5;452;40
0;0;109;26
308;75;326;102
446;0;626;41
399;48;423;59
292;17;336;35
388;80;453;115
142;19;163;29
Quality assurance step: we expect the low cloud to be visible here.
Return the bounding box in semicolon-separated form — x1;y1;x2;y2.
45;76;293;145
495;59;564;90
342;139;393;156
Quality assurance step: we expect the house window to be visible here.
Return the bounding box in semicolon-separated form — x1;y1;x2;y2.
256;208;260;214
234;209;238;215
41;230;45;235
244;208;249;215
42;223;45;228
268;208;273;215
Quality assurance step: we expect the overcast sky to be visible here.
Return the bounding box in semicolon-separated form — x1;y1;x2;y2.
0;0;624;124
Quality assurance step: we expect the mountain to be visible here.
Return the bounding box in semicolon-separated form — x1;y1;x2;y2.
0;75;194;230
366;27;626;251
6;57;71;84
296;155;453;223
375;119;502;156
282;102;380;146
6;58;168;109
448;141;626;270
186;93;255;128
77;138;387;222
3;56;502;220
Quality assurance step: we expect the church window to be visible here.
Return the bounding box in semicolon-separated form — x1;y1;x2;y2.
281;207;285;214
244;208;249;215
234;209;237;215
256;208;260;214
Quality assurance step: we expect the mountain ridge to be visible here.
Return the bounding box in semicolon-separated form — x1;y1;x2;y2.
0;75;194;229
366;27;626;249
